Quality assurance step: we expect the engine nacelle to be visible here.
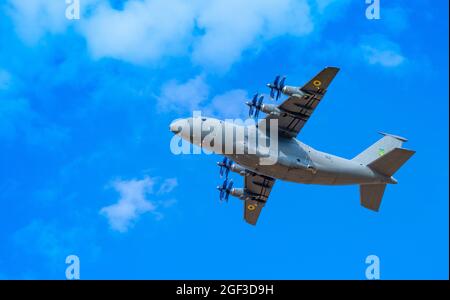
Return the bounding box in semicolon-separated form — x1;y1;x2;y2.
282;85;305;97
230;188;244;199
230;163;246;176
261;104;282;116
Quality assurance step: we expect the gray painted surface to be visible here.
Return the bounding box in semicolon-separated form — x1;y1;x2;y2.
169;67;415;224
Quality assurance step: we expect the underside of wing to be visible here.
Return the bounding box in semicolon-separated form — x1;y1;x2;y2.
262;67;339;138
243;173;276;225
301;66;340;95
244;199;265;225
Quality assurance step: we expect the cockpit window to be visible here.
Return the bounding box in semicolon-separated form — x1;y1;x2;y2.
202;118;207;121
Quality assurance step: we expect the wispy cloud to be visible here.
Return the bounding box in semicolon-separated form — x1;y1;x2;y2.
157;75;209;113
156;75;252;118
13;219;101;277
6;0;342;70
359;35;405;68
6;0;101;44
79;0;196;64
14;220;66;262
205;89;249;119
0;97;69;146
6;0;67;44
100;176;177;232
361;45;405;67
191;0;314;70
312;34;407;69
79;0;315;69
157;178;178;195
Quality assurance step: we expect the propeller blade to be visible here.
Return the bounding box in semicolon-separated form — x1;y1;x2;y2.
252;93;258;105
222;178;228;189
257;95;264;107
225;180;233;202
254;108;260;120
267;75;287;101
249;105;254;118
217;168;235;202
279;76;286;90
270;89;275;99
227;180;234;190
218;157;234;179
247;93;262;119
218;178;229;201
273;75;280;87
218;157;228;177
227;158;233;168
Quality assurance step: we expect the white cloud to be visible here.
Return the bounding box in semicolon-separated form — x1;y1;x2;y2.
13;219;100;268
192;0;314;70
79;0;314;69
7;0;68;44
157;75;209;113
7;0;102;45
361;46;405;67
7;0;322;69
157;75;256;118
206;89;249;119
79;0;196;64
79;0;315;69
158;178;178;194
100;176;177;232
314;0;336;12
360;36;405;67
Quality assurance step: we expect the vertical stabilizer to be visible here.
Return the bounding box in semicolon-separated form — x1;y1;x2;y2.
360;184;387;211
353;132;408;165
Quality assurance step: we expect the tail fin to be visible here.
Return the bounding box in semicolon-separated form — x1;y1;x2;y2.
360;184;386;211
353;132;408;165
357;133;415;212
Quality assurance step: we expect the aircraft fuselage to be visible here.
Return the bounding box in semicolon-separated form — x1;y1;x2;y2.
171;117;395;186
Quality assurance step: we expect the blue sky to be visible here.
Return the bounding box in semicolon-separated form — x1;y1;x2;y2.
0;0;448;279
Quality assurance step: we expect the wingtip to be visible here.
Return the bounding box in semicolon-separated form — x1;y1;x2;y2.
326;66;340;71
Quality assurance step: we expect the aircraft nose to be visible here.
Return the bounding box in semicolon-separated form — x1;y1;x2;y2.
169;120;182;134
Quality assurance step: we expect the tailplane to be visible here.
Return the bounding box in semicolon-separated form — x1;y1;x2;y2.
367;147;415;177
356;133;415;212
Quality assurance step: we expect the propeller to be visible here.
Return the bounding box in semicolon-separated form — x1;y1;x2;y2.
246;93;264;119
267;75;286;101
217;157;233;179
217;178;234;202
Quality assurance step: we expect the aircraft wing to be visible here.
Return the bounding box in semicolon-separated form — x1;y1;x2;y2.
263;67;340;138
243;172;276;225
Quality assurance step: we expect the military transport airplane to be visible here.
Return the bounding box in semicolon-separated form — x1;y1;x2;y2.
169;67;415;225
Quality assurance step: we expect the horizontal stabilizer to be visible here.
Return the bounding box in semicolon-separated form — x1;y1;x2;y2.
368;148;415;177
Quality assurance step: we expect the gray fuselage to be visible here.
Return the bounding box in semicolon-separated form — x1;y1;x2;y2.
171;117;393;186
